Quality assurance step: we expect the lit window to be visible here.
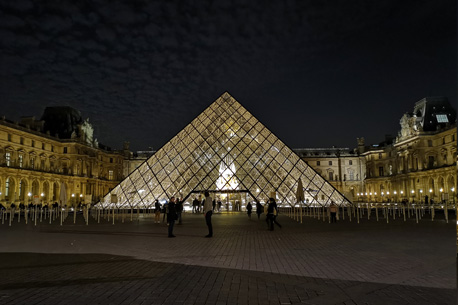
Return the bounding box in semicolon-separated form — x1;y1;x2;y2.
5;152;11;166
19;155;23;168
5;178;9;197
108;170;114;181
436;114;448;123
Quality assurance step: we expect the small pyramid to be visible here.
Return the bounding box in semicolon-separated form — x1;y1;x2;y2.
100;92;351;207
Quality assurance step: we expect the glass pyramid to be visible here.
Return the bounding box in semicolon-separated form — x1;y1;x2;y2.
99;92;352;208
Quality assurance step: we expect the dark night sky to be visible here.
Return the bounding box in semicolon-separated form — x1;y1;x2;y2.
0;0;455;152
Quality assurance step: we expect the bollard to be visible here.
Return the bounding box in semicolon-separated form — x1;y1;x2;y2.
403;205;406;221
376;206;379;221
357;205;360;224
386;208;389;224
445;203;448;223
415;207;418;224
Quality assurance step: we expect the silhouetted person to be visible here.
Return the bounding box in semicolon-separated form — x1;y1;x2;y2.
167;197;177;237
266;198;281;231
203;191;213;237
246;202;252;219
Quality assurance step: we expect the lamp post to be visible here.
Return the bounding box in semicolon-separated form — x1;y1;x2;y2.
452;187;455;204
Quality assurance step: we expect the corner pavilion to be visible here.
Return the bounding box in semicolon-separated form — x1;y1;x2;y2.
99;92;351;209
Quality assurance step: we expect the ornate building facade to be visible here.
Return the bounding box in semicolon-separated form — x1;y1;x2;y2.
362;97;456;204
296;97;456;204
0;107;124;207
293;147;365;202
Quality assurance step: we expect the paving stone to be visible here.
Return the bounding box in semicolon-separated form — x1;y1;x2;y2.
0;212;455;304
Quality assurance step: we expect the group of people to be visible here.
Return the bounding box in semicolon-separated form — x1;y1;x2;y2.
246;198;282;231
153;198;184;225
164;191;214;238
192;197;223;213
159;194;290;238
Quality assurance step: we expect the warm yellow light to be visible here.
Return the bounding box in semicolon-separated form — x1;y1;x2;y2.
28;192;32;197
400;190;403;194
394;191;397;194
420;189;423;193
411;190;414;194
440;188;443;192
41;193;44;197
71;194;75;197
429;189;433;193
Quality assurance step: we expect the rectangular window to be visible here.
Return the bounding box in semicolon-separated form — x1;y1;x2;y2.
108;170;114;181
378;153;382;159
31;140;35;147
41;160;45;170
5;178;9;197
349;171;354;180
316;161;320;166
7;134;11;141
110;158;113;163
5;152;11;166
428;156;434;168
328;172;333;181
436;114;449;123
42;143;45;150
51;146;54;152
329;161;332;166
349;160;353;165
31;158;35;169
20;137;24;145
427;140;432;147
63;147;67;154
378;166;384;176
19;155;23;168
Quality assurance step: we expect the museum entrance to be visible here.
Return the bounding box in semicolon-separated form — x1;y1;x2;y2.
188;190;256;212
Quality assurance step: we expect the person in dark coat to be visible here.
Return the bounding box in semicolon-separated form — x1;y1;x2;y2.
246;202;252;219
266;198;281;231
154;200;161;223
176;198;183;225
167;196;177;237
256;200;263;219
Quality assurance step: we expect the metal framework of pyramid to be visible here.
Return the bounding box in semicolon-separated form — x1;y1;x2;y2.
99;92;351;208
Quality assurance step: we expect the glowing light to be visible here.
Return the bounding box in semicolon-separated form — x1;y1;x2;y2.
41;193;44;197
429;189;433;193
440;188;443;192
216;155;239;190
28;192;31;197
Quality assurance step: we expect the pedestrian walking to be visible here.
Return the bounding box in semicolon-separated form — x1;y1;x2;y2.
176;197;183;224
191;197;197;213
217;199;222;212
203;191;213;237
167;196;177;237
256;200;263;219
267;198;281;231
154;199;161;223
162;200;168;223
329;202;338;223
246;202;252;219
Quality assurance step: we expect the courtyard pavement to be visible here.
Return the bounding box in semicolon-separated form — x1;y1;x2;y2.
0;210;455;305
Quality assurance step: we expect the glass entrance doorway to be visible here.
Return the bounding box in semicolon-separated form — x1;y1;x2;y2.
189;190;255;212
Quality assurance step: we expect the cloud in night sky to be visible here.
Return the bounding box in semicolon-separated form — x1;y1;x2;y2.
0;0;455;151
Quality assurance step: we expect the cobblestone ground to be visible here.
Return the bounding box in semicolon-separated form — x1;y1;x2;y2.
0;210;455;305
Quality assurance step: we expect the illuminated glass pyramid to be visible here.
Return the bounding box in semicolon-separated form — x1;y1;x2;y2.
100;92;351;207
